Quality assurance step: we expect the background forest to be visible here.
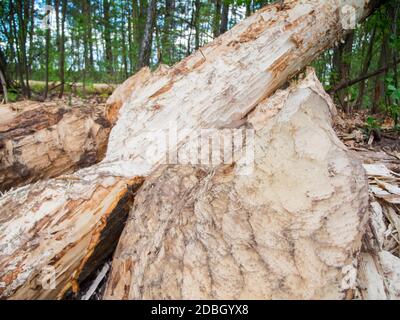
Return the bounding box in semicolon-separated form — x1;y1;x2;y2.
0;0;400;125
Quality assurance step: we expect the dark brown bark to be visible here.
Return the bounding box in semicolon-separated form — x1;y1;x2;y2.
219;1;229;35
355;25;377;108
388;2;399;87
161;0;175;64
43;0;51;100
372;28;389;113
332;32;354;113
138;0;157;69
194;0;201;50
13;0;31;98
59;0;66;97
103;0;113;73
212;0;222;38
0;48;9;89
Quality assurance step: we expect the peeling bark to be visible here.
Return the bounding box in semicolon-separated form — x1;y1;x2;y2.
103;0;383;178
0;101;111;192
0;172;143;299
104;72;369;300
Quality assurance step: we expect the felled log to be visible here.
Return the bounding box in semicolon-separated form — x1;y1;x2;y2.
104;71;369;300
0;0;382;300
0;170;143;299
0;101;111;192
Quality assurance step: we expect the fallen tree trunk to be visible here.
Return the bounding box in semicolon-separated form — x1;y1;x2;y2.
0;171;143;299
102;0;384;175
0;67;157;193
0;0;383;300
0;101;111;192
103;71;369;300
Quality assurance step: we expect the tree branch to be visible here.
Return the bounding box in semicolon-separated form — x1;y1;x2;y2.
328;58;400;94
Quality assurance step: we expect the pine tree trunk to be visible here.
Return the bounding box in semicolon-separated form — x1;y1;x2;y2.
103;0;113;74
58;0;66;98
355;25;376;109
43;0;51;100
219;2;229;35
138;0;157;69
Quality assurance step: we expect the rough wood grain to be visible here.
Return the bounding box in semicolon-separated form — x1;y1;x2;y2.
0;101;111;192
0;172;143;299
0;0;382;300
104;72;369;300
102;0;382;178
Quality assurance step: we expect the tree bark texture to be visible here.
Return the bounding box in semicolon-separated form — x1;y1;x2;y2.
0;101;112;192
104;71;369;299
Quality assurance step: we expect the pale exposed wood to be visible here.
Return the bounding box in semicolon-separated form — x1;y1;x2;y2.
0;0;382;300
104;72;369;300
0;101;111;192
0;171;143;299
102;0;382;178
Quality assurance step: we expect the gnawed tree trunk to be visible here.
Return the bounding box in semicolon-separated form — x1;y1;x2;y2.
0;0;383;300
105;66;152;124
102;0;383;177
104;71;369;300
0;172;143;299
0;101;112;192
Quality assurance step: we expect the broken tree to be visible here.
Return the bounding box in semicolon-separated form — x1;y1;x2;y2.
0;171;143;299
104;71;369;300
0;69;153;193
0;0;383;299
0;101;111;192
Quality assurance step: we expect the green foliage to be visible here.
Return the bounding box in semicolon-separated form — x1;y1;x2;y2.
1;0;399;113
364;116;382;136
7;90;18;103
385;80;400;125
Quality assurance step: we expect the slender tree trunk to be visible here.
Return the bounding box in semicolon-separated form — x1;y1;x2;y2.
87;0;94;68
44;0;51;100
212;0;222;38
194;0;201;50
0;69;8;103
131;0;141;71
59;0;66;98
219;1;229;35
161;0;175;64
245;1;251;17
13;0;31;98
0;47;9;89
28;0;35;72
121;11;129;78
356;26;376;108
388;3;399;87
332;32;354;113
127;4;133;73
372;28;389;113
138;0;157;69
103;0;113;74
